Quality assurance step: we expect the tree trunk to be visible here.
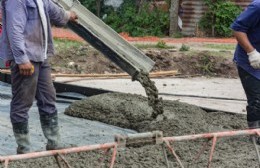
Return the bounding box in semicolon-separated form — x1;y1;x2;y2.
136;0;147;13
169;0;180;36
96;0;102;17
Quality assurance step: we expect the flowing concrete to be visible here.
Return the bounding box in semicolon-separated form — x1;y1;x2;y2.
55;77;247;114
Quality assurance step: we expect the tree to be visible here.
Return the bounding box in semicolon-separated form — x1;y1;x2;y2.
96;0;102;17
169;0;179;36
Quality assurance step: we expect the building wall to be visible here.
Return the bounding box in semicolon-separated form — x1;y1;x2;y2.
181;0;251;36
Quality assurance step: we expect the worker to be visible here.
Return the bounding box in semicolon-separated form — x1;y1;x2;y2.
0;0;77;154
0;9;2;35
231;1;260;144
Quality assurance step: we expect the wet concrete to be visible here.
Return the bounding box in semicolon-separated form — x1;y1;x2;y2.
55;77;247;114
3;88;258;167
61;92;257;168
135;71;164;118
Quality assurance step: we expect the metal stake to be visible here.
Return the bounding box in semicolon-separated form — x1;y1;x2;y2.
54;155;63;168
252;136;260;167
207;136;217;168
161;144;170;168
4;159;9;168
164;140;184;168
109;145;118;168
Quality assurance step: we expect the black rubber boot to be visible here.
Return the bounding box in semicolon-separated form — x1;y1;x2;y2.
12;122;30;154
40;113;64;150
248;120;260;145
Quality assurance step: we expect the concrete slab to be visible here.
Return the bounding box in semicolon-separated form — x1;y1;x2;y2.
55;77;247;114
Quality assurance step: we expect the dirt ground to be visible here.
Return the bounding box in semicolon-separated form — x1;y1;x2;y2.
49;43;237;78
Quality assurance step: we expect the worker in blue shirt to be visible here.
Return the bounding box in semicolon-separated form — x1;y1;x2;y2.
231;1;260;144
0;0;77;154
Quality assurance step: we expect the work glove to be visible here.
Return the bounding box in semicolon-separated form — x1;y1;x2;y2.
248;49;260;69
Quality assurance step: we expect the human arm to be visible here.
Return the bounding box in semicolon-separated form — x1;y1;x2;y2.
231;3;260;69
233;31;260;69
5;0;33;75
47;0;77;26
233;31;254;53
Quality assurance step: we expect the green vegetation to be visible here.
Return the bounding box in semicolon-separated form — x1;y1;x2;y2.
79;0;169;37
199;0;242;37
179;44;190;51
204;43;236;50
134;43;158;49
198;54;215;75
170;32;183;38
134;42;176;49
53;38;83;51
156;40;167;48
185;50;232;58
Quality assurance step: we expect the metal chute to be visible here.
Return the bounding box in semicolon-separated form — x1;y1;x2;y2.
53;0;155;79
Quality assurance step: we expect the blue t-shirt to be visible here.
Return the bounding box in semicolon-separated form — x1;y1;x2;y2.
231;1;260;79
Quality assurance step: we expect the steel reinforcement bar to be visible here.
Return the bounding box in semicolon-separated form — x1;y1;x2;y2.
163;128;260;142
0;142;117;168
162;128;260;168
1;129;260;168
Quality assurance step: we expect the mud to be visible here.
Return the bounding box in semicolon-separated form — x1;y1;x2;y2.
135;71;164;118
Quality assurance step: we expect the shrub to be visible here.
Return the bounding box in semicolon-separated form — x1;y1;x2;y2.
199;0;242;37
80;0;169;37
156;40;168;48
179;44;190;51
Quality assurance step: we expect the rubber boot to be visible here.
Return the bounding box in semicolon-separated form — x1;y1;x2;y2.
248;120;260;145
12;122;30;154
40;113;64;150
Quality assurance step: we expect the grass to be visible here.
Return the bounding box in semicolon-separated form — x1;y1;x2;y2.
53;38;83;51
204;44;236;50
134;43;176;49
185;50;233;58
179;44;190;51
53;38;177;51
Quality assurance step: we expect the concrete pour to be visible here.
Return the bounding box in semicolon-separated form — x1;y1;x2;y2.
62;92;257;168
1;77;257;167
135;71;164;118
8;91;255;167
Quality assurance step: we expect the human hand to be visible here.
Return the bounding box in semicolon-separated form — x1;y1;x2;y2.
69;11;78;22
18;62;34;76
248;49;260;69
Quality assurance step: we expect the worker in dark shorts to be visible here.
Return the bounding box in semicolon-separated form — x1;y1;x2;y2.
0;0;77;154
231;1;260;144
